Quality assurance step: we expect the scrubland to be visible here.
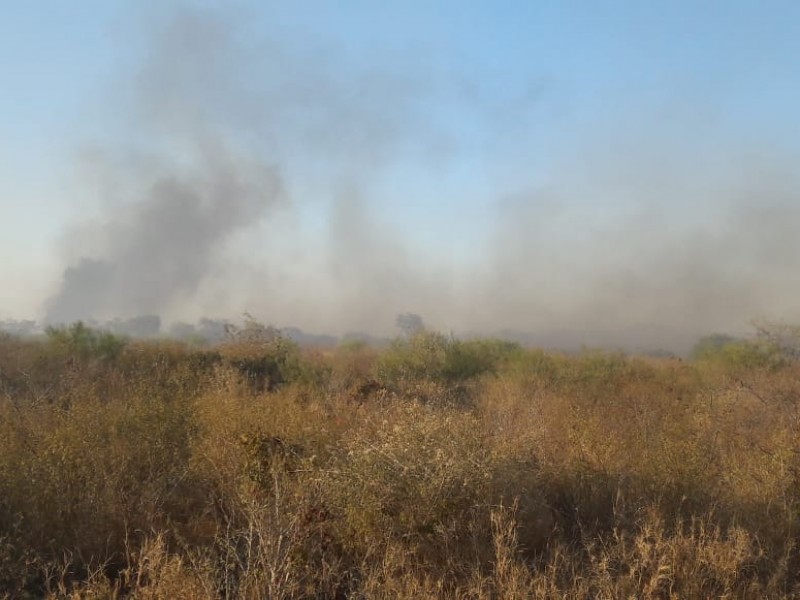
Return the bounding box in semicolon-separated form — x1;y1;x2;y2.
1;322;799;598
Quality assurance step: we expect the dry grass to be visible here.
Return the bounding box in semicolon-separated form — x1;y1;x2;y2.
1;328;800;598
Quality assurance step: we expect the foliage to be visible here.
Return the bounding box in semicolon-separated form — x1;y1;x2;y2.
692;333;785;370
44;321;127;364
219;316;321;392
395;312;425;337
374;331;518;388
753;319;800;359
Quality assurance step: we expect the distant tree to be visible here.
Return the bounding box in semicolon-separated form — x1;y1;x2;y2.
690;333;740;360
395;313;425;337
224;313;282;344
690;330;787;369
0;319;37;336
752;319;800;360
169;321;198;339
196;318;229;342
282;326;338;347
108;315;161;337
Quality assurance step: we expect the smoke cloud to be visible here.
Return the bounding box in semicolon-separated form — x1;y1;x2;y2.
42;5;800;353
46;9;285;323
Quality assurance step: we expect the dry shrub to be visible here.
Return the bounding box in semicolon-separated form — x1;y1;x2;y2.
3;331;800;597
0;383;199;593
325;401;551;574
524;511;791;599
43;533;215;600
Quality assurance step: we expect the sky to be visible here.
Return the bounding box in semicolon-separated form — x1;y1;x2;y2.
1;1;800;350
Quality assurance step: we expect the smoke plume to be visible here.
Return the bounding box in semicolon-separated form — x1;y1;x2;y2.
46;9;285;323
43;5;800;353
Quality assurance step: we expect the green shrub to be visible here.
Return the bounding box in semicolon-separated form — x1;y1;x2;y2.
222;336;304;393
692;335;785;370
44;321;127;364
374;331;515;386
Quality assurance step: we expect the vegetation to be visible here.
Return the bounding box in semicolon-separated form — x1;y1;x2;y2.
1;322;800;598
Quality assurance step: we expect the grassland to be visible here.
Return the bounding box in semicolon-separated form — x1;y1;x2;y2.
1;322;799;598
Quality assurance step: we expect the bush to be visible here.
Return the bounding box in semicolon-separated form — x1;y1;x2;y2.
692;334;785;370
44;321;127;364
374;331;516;387
219;327;317;393
2;331;800;596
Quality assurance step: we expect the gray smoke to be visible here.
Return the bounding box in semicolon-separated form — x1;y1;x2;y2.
46;5;441;326
46;8;285;323
43;5;800;353
474;138;800;351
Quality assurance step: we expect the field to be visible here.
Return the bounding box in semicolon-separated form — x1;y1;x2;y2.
1;322;799;598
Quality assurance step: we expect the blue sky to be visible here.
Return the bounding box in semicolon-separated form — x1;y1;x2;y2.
2;2;800;346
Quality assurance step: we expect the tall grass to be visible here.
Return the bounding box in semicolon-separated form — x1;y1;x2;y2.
0;327;799;598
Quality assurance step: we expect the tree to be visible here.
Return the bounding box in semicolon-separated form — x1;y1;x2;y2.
395;313;425;337
752;319;800;360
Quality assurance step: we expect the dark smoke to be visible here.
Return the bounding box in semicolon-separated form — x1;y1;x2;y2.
47;164;282;323
46;9;285;324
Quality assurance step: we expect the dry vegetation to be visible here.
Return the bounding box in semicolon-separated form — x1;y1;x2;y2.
1;321;799;598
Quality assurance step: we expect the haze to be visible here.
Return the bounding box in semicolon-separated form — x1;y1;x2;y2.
2;1;800;352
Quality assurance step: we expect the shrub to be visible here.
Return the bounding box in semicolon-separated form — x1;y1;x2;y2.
692;335;785;370
333;404;492;546
3;332;800;596
374;331;515;387
220;336;310;394
44;321;127;365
